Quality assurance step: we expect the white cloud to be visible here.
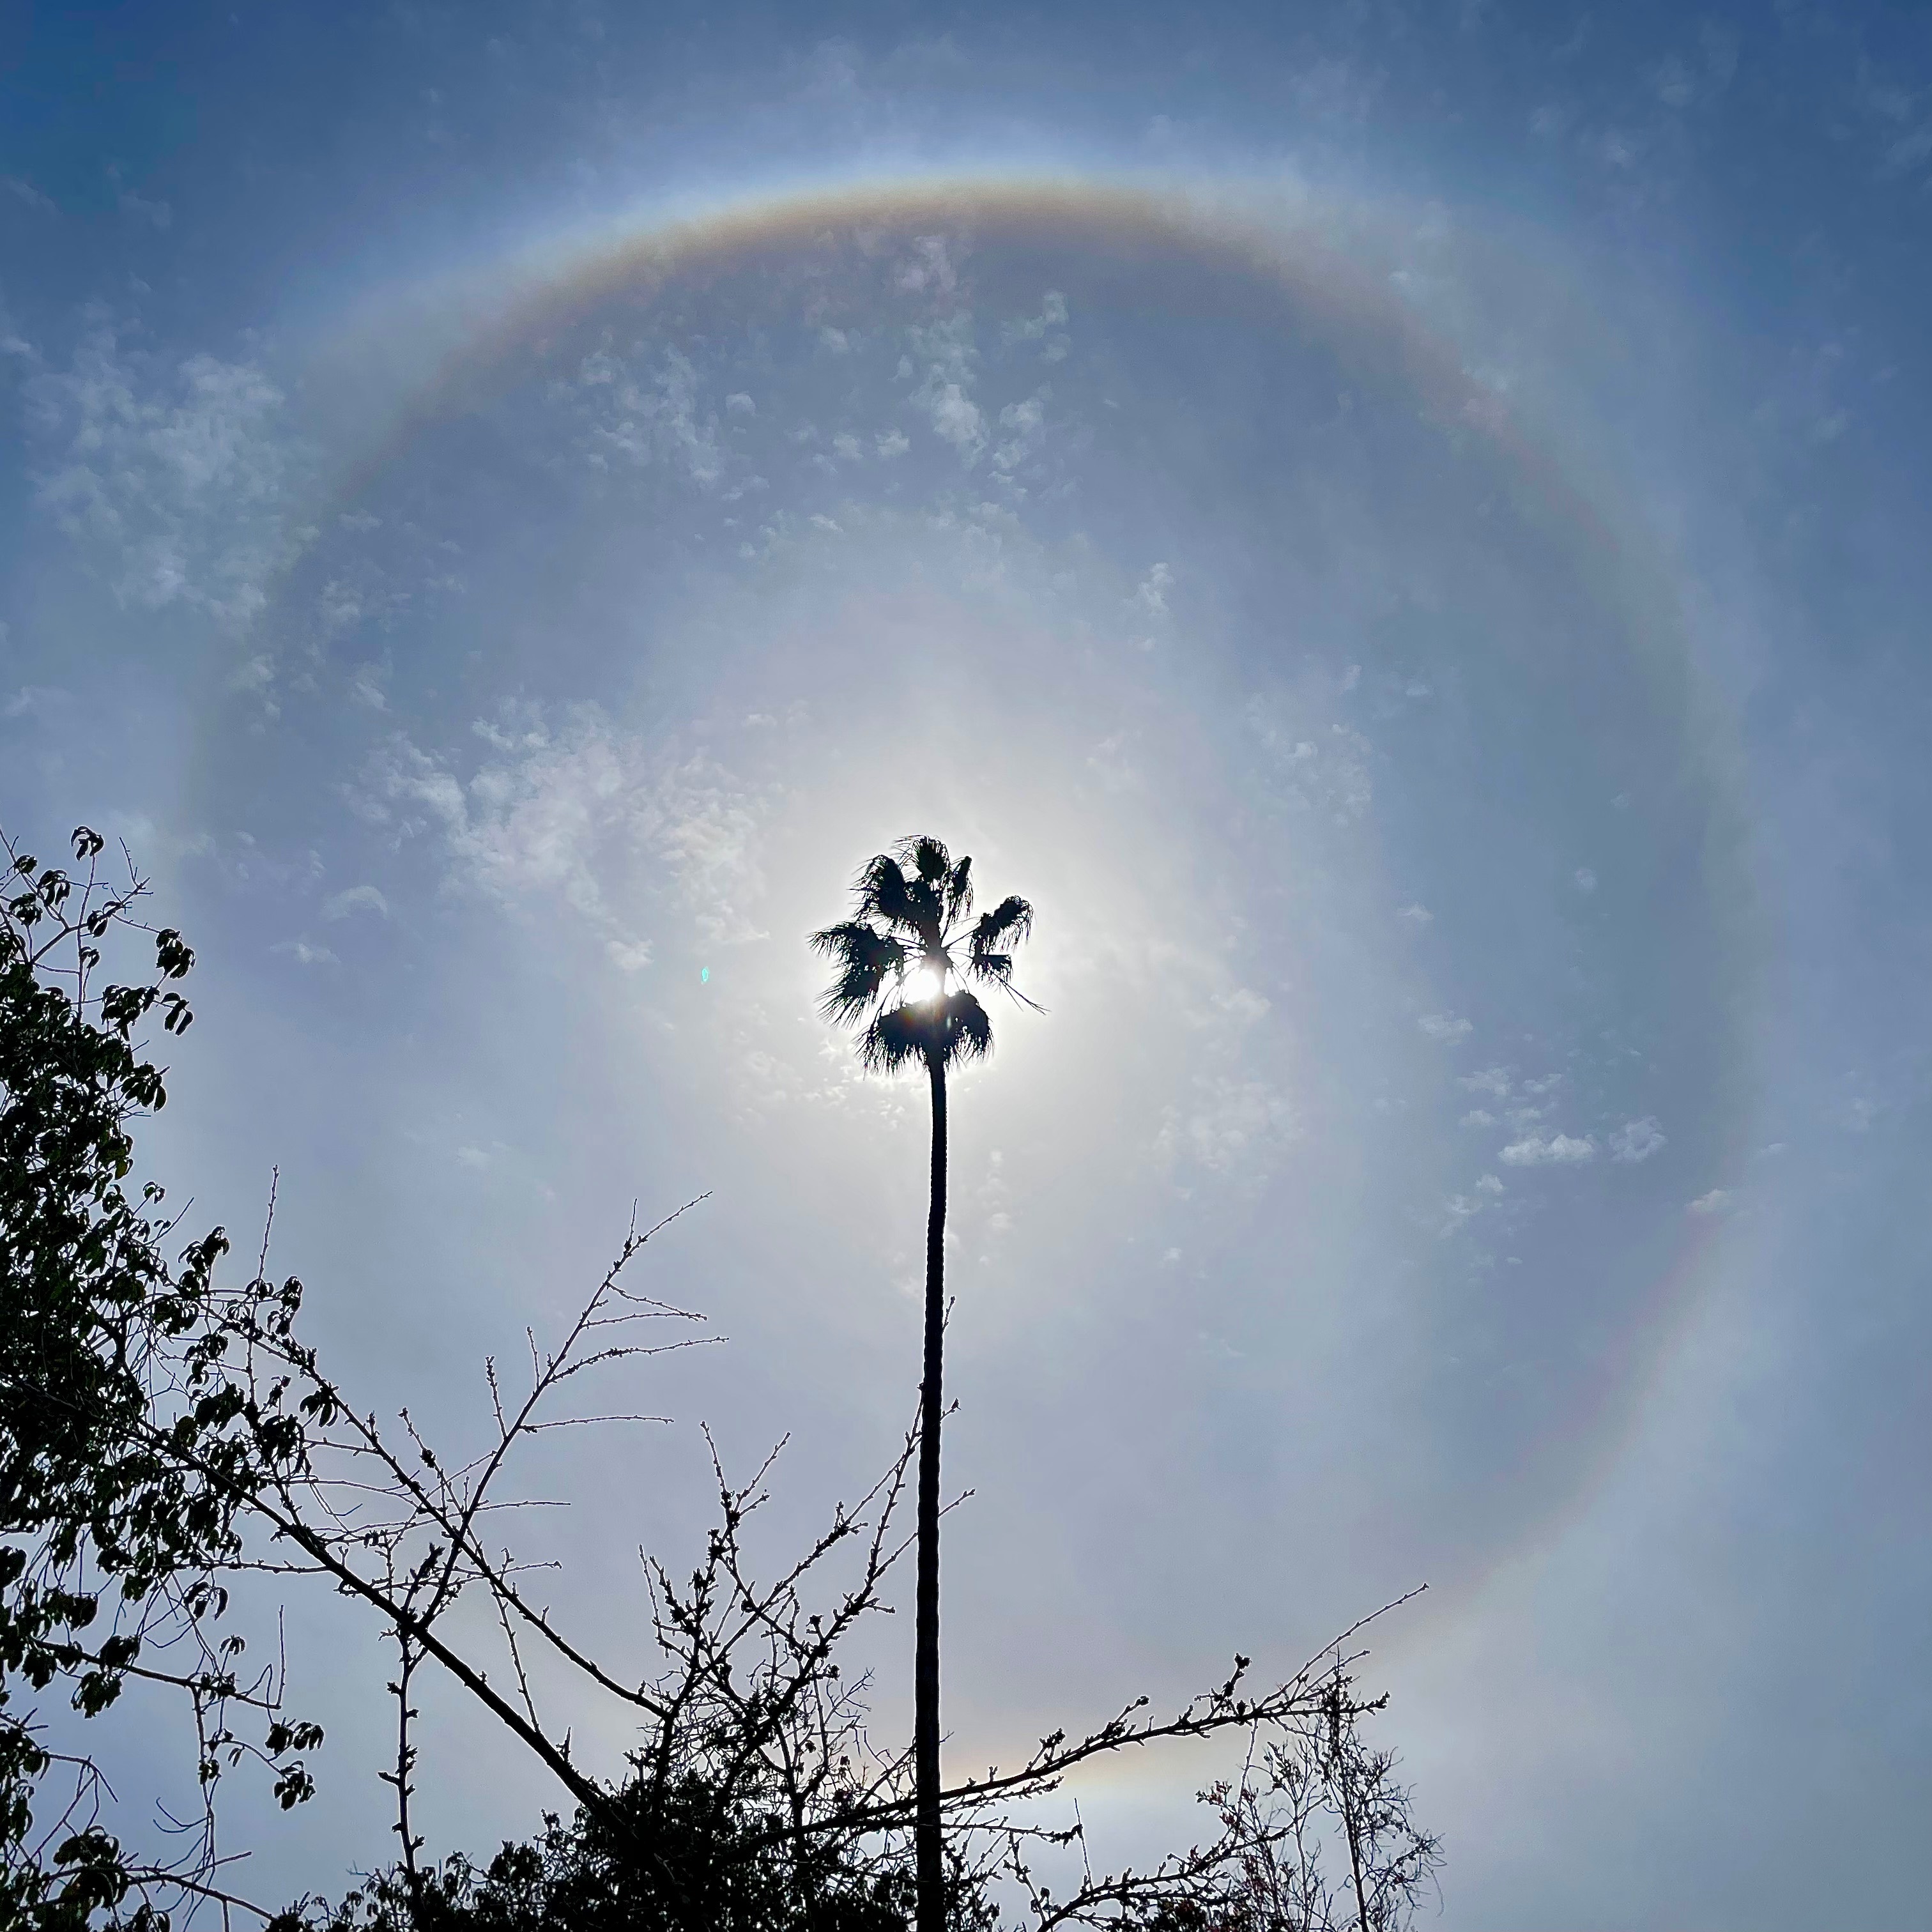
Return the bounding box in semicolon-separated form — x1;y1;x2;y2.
118;190;172;229
1157;1075;1296;1179
922;379;984;455
894;234;958;296
1460;1108;1497;1128
907;312;984;459
1460;1066;1512;1098
1397;902;1433;924
359;707;770;962
875;429;910;457
3;175;55;213
1084;731;1141;792
1652;54;1696;109
1004;288;1069;359
1476;1172;1505;1195
993;390;1048;471
1500;1131;1597;1166
273;938;338;967
1687;1188;1733;1215
1418;1013;1473;1043
29;321;298;630
323;884;390;921
604;937;654;974
1133;562;1174;615
1574;867;1597;894
571;344;725;485
1214;986;1271;1025
3;684;66;720
229;654;273;696
1246;702;1374;821
1609;1116;1666;1163
348;666;389;710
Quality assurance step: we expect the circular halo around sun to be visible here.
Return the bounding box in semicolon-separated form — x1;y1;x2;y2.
206;181;1752;1637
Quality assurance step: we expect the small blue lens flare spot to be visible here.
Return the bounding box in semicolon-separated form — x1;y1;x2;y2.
701;967;710;984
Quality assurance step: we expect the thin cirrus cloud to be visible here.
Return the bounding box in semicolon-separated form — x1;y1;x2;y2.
351;710;772;962
24;323;299;630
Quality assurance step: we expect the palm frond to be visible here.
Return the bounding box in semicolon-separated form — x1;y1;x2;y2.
965;949;1012;986
943;854;974;925
965;953;1046;1013
859;1003;935;1073
900;835;952;885
889;837;951;937
942;987;993;1062
970;894;1034;954
859;990;995;1071
965;894;1042;1011
808;919;907;1023
853;854;919;931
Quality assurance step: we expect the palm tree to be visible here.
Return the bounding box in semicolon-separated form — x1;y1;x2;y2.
810;835;1036;1932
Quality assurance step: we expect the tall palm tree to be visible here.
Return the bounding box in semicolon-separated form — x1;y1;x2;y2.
810;835;1036;1932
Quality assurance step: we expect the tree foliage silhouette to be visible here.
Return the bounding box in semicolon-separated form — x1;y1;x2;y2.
0;826;323;1928
810;836;1036;1932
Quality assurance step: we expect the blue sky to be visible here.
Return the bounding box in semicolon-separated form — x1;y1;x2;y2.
3;4;1929;1927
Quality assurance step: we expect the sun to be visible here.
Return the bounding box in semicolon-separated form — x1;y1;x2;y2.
901;966;944;1006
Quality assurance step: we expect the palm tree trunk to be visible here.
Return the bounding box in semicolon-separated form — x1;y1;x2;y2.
915;1051;947;1932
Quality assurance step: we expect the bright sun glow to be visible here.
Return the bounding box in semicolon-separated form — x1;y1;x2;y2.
901;967;944;1006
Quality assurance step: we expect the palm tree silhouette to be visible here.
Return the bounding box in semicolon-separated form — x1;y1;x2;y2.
811;835;1036;1932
